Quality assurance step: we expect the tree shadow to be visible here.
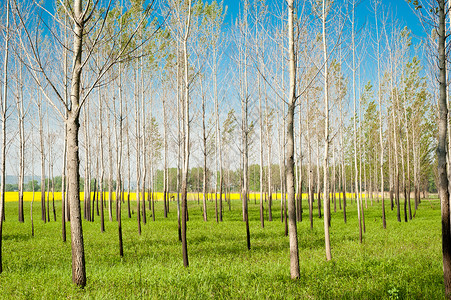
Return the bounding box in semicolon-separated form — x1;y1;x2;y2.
3;233;31;242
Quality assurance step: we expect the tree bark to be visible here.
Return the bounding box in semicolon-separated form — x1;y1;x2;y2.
437;0;451;296
322;0;332;260
374;0;385;228
0;0;9;274
181;0;192;267
66;0;87;286
67;114;86;287
352;0;362;243
287;0;300;278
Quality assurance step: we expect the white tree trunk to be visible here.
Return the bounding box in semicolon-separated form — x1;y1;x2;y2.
0;0;10;274
286;0;300;278
322;0;331;260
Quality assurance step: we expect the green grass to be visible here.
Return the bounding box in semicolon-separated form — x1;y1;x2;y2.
0;195;445;299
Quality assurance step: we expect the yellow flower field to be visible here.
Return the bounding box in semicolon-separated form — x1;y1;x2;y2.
4;191;366;202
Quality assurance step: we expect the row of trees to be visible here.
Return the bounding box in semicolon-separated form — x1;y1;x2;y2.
0;0;447;294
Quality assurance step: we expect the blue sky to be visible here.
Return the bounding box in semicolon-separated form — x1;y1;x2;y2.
220;0;425;38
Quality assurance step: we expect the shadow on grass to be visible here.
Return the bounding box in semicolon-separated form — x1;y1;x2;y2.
3;233;31;242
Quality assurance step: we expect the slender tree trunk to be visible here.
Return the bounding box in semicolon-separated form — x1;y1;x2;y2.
240;4;251;251
117;60;124;256
297;97;303;222
201;83;207;222
265;95;272;222
437;0;451;296
339;88;346;224
66;0;87;285
17;61;24;223
126;94;131;219
413;128;419;212
31;172;35;237
181;1;192;267
352;1;362;243
316;138;322;218
141;55;147;225
375;0;385;228
393;96;401;222
62;132;67;240
51;164;56;222
39;102;46;222
279;116;284;223
397;92;408;223
287;0;300;278
67;113;86;287
0;0;9;273
135;65;141;236
212;47;223;222
403;94;412;220
163;94;168;219
322;0;331;260
389;123;394;211
107;113;113;222
99;88;105;233
257;47;264;228
83;106;91;222
333;146;336;213
358;97;366;233
307;91;314;229
47;153;50;222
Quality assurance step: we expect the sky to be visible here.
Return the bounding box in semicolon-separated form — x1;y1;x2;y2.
220;0;425;39
6;0;431;178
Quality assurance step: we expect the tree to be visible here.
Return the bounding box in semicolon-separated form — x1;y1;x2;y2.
168;0;193;267
15;0;158;286
373;0;386;229
286;0;300;279
0;0;10;274
320;0;332;261
437;0;451;295
351;0;363;243
181;0;192;268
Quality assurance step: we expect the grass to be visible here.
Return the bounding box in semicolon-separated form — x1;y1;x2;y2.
0;194;445;299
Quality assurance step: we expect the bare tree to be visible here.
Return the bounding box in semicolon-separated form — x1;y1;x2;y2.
286;0;300;279
14;0;158;286
321;0;332;261
0;0;10;274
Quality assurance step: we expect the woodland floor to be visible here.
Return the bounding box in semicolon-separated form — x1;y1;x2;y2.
0;195;444;299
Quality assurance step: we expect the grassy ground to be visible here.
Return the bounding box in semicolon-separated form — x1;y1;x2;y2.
0;195;444;299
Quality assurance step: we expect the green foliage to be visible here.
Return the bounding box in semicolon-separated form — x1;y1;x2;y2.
5;184;17;192
25;180;40;192
154;168;180;192
0;196;445;298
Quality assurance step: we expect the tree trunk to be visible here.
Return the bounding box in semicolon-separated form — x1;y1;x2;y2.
316;138;322;218
163;94;168;219
66;0;87;285
265;96;272;222
39;103;46;223
141;55;147;226
403;93;412;220
352;1;362;243
0;0;9;273
307;91;314;230
99;88;105;233
437;0;451;296
297;99;303;223
374;0;385;228
67;114;86;287
287;0;300;278
107;114;113;222
17;61;24;223
181;1;192;267
322;0;331;260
